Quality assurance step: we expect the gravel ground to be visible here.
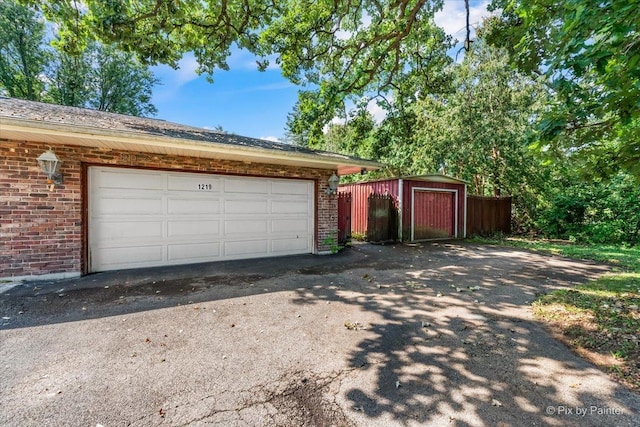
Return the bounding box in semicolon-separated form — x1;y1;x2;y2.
1;241;639;426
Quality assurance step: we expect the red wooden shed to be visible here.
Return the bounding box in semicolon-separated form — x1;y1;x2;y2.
339;175;467;241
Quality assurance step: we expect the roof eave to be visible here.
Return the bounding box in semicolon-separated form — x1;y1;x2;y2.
0;117;383;175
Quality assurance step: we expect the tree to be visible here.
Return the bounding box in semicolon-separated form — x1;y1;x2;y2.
484;0;640;178
88;43;158;116
28;0;453;123
47;45;92;107
412;42;547;197
0;0;49;100
1;0;158;116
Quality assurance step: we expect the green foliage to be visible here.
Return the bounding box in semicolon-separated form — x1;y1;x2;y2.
533;274;640;361
29;0;454;127
1;0;158;116
495;238;640;389
412;42;547;196
538;173;640;245
88;43;158;116
474;237;640;271
321;236;342;254
485;0;640;180
0;0;49;100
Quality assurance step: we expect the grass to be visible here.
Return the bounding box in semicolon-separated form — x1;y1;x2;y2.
475;237;640;391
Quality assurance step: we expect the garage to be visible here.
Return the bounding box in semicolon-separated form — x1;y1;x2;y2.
89;167;314;272
1;96;383;280
339;175;467;242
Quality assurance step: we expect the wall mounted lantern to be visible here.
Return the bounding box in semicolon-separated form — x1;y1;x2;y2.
37;149;63;189
326;172;340;195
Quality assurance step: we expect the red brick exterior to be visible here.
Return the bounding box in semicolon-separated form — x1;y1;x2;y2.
1;139;338;279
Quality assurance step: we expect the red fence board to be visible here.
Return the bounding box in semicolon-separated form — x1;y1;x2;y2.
466;196;512;236
340;179;399;236
337;192;352;244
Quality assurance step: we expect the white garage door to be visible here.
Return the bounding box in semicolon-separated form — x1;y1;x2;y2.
88;167;314;272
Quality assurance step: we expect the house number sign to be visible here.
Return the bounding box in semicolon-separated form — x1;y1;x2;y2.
197;183;213;190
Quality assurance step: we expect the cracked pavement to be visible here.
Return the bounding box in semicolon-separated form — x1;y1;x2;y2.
1;242;639;426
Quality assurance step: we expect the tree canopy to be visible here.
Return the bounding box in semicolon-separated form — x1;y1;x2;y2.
1;0;158;116
28;1;639;177
26;0;453;120
0;0;49;100
484;0;640;178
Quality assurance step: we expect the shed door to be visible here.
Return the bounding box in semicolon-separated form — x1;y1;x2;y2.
88;167;314;272
411;189;457;240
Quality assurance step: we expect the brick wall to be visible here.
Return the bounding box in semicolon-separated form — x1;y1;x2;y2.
1;139;338;278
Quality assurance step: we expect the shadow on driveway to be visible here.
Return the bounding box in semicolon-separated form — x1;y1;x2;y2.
1;242;638;426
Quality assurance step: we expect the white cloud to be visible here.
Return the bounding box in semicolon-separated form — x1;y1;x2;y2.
434;0;492;41
322;116;345;133
322;96;388;133
225;47;281;71
174;54;200;85
151;53;202;102
366;99;387;124
251;82;294;92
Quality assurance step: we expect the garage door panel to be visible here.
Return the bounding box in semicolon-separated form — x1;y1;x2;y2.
168;242;220;261
95;170;164;190
168;174;221;192
224;199;268;214
94;245;164;268
168;220;220;238
224;219;268;235
95;197;163;215
168;197;220;215
90;167;314;272
272;237;310;253
271;200;310;214
272;181;310;195
94;221;164;242
272;218;309;233
224;178;269;194
224;240;268;256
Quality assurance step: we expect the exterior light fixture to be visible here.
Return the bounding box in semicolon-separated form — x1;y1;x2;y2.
37;149;63;189
326;172;340;195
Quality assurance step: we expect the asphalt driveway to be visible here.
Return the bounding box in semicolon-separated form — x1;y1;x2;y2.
1;242;639;426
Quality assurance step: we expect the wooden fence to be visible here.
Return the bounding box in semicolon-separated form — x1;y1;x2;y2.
466;196;512;236
337;192;352;244
367;194;398;242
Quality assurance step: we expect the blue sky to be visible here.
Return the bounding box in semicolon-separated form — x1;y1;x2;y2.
151;1;492;141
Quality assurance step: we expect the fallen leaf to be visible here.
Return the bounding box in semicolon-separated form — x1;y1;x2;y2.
344;321;362;331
